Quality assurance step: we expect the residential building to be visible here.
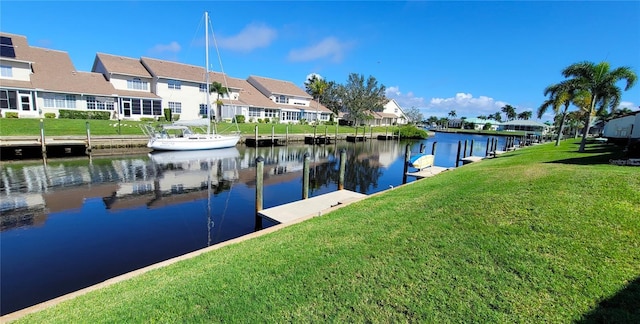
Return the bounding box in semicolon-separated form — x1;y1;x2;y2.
499;119;550;134
1;33;120;118
247;75;333;124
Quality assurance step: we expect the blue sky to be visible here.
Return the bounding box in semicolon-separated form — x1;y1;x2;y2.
1;1;639;122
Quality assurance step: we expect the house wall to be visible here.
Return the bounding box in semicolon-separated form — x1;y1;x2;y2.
155;78;207;121
603;114;640;140
110;74;152;92
0;60;31;81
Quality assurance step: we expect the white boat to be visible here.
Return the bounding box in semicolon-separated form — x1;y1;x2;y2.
148;147;240;165
408;154;434;170
145;12;240;151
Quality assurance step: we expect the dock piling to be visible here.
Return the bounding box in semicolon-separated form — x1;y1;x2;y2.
39;119;47;160
455;141;462;167
85;121;92;154
463;140;468;158
339;149;346;190
469;140;474;156
431;141;437;156
302;153;310;199
255;156;264;230
402;143;410;184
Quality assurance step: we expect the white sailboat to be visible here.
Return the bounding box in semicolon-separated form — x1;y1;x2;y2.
145;12;241;151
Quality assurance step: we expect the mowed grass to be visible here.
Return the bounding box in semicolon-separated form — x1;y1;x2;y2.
12;140;640;323
0;118;393;137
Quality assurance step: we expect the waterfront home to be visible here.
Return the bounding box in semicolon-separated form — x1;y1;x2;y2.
499;119;550;135
342;98;408;126
2;32;412;125
603;110;640;145
247;75;333;124
0;33;124;118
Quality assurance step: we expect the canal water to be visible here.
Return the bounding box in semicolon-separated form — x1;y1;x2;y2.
0;132;508;315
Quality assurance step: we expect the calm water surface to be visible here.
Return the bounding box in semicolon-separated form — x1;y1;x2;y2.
0;132;508;314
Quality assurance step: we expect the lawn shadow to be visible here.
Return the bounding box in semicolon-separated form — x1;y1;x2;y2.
546;144;628;165
577;276;640;323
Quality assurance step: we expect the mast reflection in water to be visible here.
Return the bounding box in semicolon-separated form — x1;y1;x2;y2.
1;139;420;315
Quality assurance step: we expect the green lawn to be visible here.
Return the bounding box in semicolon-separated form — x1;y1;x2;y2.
0;118;398;137
10;140;640;323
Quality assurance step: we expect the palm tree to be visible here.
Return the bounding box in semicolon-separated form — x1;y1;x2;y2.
305;74;329;124
517;111;532;120
209;81;228;122
491;112;503;122
501;105;516;121
538;83;575;146
559;61;637;152
448;110;457;118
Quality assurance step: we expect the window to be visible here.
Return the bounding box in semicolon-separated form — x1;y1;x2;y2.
265;109;277;118
127;78;148;91
168;79;181;90
0;89;15;109
152;101;162;115
87;96;114;110
168;102;182;114
43;94;76;108
249;107;261;117
133;183;152;194
199;104;209;116
275;95;289;104
0;65;12;77
199;84;208;92
281;111;300;121
142;100;152;115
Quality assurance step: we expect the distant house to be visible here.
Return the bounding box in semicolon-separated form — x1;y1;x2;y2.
462;117;500;131
499;119;550;134
344;99;408;126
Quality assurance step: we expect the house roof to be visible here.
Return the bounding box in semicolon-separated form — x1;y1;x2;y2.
224;79;279;108
29;47;118;96
0;33;118;96
248;75;312;99
500;119;547;127
94;53;152;78
141;57;206;83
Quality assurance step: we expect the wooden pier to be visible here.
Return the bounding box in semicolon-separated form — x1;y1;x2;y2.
304;136;333;145
405;166;450;179
346;135;367;142
258;190;367;224
377;135;398;140
460;156;484;165
245;136;285;147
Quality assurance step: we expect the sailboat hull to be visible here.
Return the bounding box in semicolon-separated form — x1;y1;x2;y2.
148;134;240;151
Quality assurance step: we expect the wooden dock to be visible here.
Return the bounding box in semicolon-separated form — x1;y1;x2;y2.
460;156;484;165
405;166;450;179
258;190;367;224
304;136;333;145
245;136;285;147
346;135;367;142
377;135;398;140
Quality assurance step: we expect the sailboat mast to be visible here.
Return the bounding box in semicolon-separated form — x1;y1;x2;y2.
205;11;211;135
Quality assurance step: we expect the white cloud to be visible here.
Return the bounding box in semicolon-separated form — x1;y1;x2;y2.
148;41;181;54
288;37;351;63
619;101;637;110
425;92;508;118
218;23;277;52
385;86;426;109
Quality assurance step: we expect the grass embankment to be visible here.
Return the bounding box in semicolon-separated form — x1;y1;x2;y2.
12;140;640;322
0;119;398;137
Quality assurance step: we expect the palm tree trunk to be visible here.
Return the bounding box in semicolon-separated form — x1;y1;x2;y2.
555;104;569;146
578;96;597;152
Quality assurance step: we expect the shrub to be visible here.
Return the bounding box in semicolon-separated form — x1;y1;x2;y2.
44;113;56;119
235;115;245;123
173;114;180;121
140;117;155;122
163;108;172;121
257;118;263;123
58;110;110;120
263;117;270;124
5;112;19;118
395;125;429;139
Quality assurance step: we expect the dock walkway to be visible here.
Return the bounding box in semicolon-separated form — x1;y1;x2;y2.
258;190;367;224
